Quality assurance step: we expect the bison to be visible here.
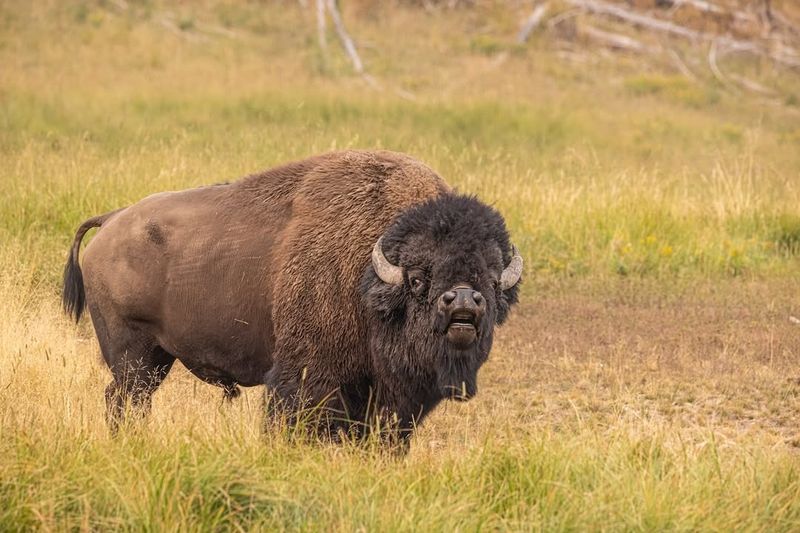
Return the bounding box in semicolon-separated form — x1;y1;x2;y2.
63;150;521;442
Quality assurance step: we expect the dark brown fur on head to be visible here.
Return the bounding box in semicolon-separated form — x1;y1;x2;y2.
359;194;520;436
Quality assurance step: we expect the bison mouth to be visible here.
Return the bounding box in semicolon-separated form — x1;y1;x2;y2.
446;310;478;349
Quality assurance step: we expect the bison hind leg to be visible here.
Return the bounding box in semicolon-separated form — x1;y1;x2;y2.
104;346;175;434
87;300;176;434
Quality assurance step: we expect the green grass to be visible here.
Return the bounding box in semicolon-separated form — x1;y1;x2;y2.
4;422;800;530
2;1;800;530
2;89;799;284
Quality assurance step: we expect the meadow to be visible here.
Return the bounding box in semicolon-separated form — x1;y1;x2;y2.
2;1;800;530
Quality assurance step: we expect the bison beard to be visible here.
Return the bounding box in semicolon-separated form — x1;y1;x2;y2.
61;150;520;445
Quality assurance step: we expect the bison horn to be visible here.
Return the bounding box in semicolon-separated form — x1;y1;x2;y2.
500;245;523;290
372;237;403;285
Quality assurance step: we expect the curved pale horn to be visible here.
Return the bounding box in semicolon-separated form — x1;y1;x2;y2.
500;245;523;290
371;237;403;285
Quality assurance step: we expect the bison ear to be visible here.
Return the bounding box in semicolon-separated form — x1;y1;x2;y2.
494;279;519;325
360;266;407;323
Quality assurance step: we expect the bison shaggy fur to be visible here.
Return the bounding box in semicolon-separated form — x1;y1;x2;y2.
62;150;521;443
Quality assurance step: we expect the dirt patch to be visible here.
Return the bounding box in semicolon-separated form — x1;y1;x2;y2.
480;278;800;444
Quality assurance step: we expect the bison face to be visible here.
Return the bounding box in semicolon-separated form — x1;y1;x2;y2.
360;195;521;404
436;284;486;350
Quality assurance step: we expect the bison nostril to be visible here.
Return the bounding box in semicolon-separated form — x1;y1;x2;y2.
472;291;483;305
442;291;456;305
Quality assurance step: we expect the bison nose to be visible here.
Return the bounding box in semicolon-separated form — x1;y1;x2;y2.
439;286;486;315
441;286;485;348
452;288;484;311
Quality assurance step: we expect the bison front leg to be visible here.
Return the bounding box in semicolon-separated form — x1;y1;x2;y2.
263;363;356;442
360;407;414;453
366;380;439;450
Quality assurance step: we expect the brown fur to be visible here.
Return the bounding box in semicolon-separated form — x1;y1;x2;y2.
65;150;453;433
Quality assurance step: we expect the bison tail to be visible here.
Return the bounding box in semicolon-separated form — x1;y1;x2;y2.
62;208;123;322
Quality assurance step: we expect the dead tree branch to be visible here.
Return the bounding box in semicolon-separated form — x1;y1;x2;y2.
729;74;775;95
565;0;700;40
708;39;735;91
667;48;697;81
582;24;649;52
517;2;550;44
565;0;800;70
326;0;364;74
317;0;328;58
547;8;581;30
312;1;413;98
672;0;725;15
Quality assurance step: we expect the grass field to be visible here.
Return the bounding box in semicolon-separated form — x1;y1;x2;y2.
2;1;800;530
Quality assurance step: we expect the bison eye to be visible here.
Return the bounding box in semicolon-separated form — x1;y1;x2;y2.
409;276;425;295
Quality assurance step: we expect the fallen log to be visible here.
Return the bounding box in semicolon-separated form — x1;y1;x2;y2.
565;0;700;40
582;24;649;52
565;0;800;70
671;0;725;15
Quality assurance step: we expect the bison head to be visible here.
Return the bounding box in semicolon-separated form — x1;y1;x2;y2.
360;194;521;412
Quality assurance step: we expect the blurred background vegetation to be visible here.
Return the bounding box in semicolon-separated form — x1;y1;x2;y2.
2;0;799;289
